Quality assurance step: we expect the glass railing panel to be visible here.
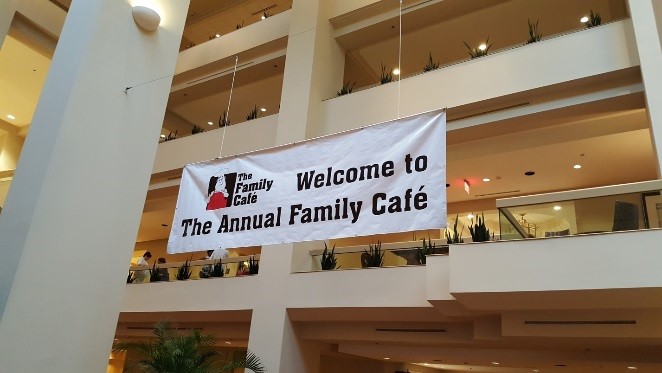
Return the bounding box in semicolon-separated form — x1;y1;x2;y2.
498;188;662;240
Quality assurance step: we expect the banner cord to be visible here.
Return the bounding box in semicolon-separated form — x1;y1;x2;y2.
397;0;403;119
219;55;239;158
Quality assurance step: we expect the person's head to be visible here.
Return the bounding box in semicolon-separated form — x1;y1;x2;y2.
157;257;166;264
143;251;152;260
207;250;214;257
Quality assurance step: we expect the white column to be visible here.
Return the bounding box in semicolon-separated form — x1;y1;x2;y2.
0;0;189;371
628;0;662;175
0;0;17;49
275;0;345;144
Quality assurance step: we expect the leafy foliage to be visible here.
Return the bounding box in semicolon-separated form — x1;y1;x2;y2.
176;259;192;280
127;271;136;284
262;11;272;19
446;215;465;244
192;124;205;135
248;256;259;275
468;212;492;242
149;262;162;283
336;81;356;96
423;52;439;72
211;260;225;277
236;21;244;30
463;36;492;59
362;241;384;267
320;243;338;270
113;321;265;373
586;9;601;28
246;105;259;121
527;19;542;44
160;130;177;142
380;63;392;84
218;111;230;127
416;238;437;265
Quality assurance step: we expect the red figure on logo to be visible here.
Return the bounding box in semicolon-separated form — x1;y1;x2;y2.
206;174;229;210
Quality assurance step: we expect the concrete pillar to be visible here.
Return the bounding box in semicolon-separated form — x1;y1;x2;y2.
0;0;17;50
275;0;345;144
248;244;329;372
628;0;662;176
0;0;189;371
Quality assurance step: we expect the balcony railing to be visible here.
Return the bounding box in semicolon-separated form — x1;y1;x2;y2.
127;255;260;284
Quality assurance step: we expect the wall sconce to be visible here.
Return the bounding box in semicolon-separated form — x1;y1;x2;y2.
132;6;161;32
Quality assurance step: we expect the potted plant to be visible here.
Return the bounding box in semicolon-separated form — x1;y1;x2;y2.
113;321;265;373
526;19;542;44
416;238;438;265
248;256;259;275
246;105;259;121
585;9;601;28
380;63;392;84
463;36;492;59
469;212;493;242
192;124;204;134
362;241;384;267
337;81;356;96
176;258;192;280
218;111;230;127
160;129;177;142
149;262;162;282
126;271;136;284
423;52;439;72
446;215;464;244
320;243;338;270
211;260;224;277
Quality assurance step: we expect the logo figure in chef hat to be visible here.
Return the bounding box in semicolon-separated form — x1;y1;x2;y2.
206;169;237;211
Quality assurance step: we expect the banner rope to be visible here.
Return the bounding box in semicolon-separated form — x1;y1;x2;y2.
219;55;239;158
397;0;403;119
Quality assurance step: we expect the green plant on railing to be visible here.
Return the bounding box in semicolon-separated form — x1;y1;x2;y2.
246;105;259;121
211;260;225;277
218;111;230;127
160;129;177;142
320;242;338;270
586;9;601;28
337;81;356;96
446;215;465;244
362;241;384;267
469;212;492;242
236;21;244;30
416;238;438;265
126;271;136;284
262;11;272;19
423;52;439;72
176;258;192;280
191;124;205;135
527;19;542;44
380;63;392;84
463;36;491;59
248;256;259;275
149;262;162;282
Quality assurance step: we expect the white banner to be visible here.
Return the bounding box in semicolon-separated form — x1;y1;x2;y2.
167;110;446;253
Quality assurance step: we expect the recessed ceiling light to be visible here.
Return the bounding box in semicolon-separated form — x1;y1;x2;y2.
533;370;540;373
573;164;582;169
392;68;401;75
261;15;266;20
553;205;562;211
160;134;166;138
260;107;267;112
483;178;491;182
424;363;430;366
580;16;589;23
525;171;535;176
479;43;487;51
383;357;390;360
627;367;637;370
225;341;231;345
6;114;15;120
214;33;220;38
208;121;213;125
467;214;474;219
446;183;450;187
492;362;500;365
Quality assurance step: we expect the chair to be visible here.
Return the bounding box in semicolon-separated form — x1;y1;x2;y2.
612;201;639;231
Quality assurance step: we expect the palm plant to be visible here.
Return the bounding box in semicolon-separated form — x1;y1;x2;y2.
446;215;465;244
192;124;205;134
336;81;356;96
320;243;338;270
176;259;192;280
468;212;492;242
416;238;437;265
586;9;601;28
218;111;230;127
248;256;259;275
527;19;542;44
149;262;162;283
113;321;265;373
211;260;224;277
246;105;259;121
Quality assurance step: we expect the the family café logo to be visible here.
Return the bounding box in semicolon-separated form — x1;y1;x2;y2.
205;169;274;211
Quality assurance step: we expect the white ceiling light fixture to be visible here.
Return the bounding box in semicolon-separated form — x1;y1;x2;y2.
160;134;166;138
478;43;487;51
580;16;589;23
132;6;162;32
215;33;221;38
260;107;267;112
483;178;491;182
208;121;213;125
392;68;401;75
491;362;500;365
467;214;474;220
6;114;16;120
261;15;266;20
627;367;638;370
573;164;582;169
554;205;562;211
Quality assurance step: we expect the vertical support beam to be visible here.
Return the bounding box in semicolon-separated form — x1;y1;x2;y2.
0;0;17;50
628;0;662;176
0;0;189;371
275;0;345;144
